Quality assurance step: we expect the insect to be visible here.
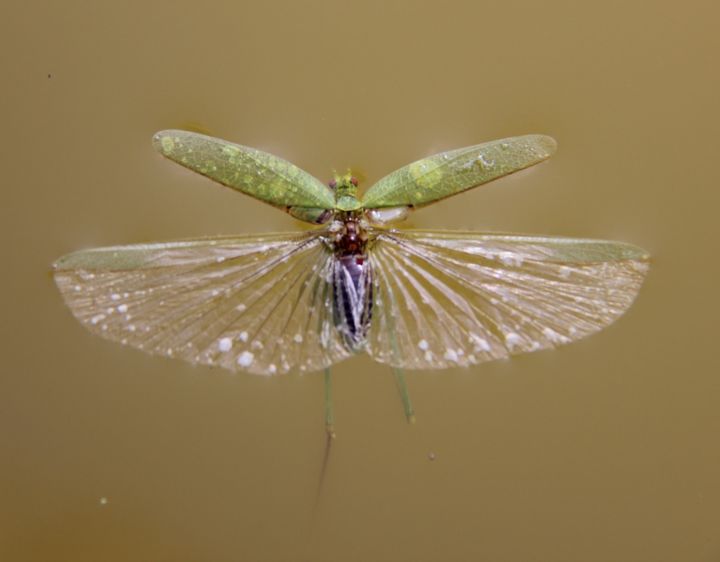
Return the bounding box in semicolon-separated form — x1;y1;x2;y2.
53;131;650;435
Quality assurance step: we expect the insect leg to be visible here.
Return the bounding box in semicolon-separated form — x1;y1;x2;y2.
324;367;336;438
380;278;416;423
392;366;415;424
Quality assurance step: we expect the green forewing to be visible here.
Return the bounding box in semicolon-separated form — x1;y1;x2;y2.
361;134;557;208
153;130;335;211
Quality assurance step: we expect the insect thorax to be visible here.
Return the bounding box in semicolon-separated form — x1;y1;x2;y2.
329;213;368;256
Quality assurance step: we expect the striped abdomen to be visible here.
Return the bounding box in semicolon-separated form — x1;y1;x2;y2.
333;254;373;350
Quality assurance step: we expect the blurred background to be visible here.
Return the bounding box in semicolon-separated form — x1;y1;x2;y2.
2;1;719;560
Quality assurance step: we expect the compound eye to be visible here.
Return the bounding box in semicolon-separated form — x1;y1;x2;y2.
350;176;358;186
328;179;337;189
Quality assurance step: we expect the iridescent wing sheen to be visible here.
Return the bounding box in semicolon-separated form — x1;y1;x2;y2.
366;230;650;369
53;232;353;374
361;135;556;209
153;130;335;223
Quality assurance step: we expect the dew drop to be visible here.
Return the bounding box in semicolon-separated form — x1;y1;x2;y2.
90;314;105;325
477;153;495;169
505;332;522;349
237;351;254;367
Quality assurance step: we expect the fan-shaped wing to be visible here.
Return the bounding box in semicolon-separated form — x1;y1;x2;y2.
53;232;351;374
362;135;556;209
366;230;649;369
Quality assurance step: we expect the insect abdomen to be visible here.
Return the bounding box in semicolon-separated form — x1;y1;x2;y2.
333;255;373;350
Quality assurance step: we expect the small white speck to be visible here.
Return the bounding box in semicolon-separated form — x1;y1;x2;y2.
471;334;491;353
542;327;567;343
478;153;495;169
424;350;433;362
294;334;303;343
218;337;233;352
237;351;254;367
251;340;263;350
99;497;108;506
428;452;436;461
128;324;136;332
239;331;248;342
499;252;523;267
90;314;105;325
418;339;429;350
211;289;220;297
105;307;114;314
559;266;571;279
236;304;247;313
110;293;120;301
216;256;226;263
268;364;277;374
569;326;578;336
74;285;81;292
505;332;522;349
444;349;458;362
117;304;128;313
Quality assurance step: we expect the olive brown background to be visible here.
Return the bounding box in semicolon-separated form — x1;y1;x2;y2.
3;1;719;561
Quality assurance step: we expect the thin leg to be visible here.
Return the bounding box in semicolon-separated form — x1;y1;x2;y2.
311;374;335;532
380;277;417;424
324;367;335;438
392;367;415;424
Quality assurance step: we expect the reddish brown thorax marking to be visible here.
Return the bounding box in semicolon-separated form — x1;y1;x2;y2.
334;217;368;257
